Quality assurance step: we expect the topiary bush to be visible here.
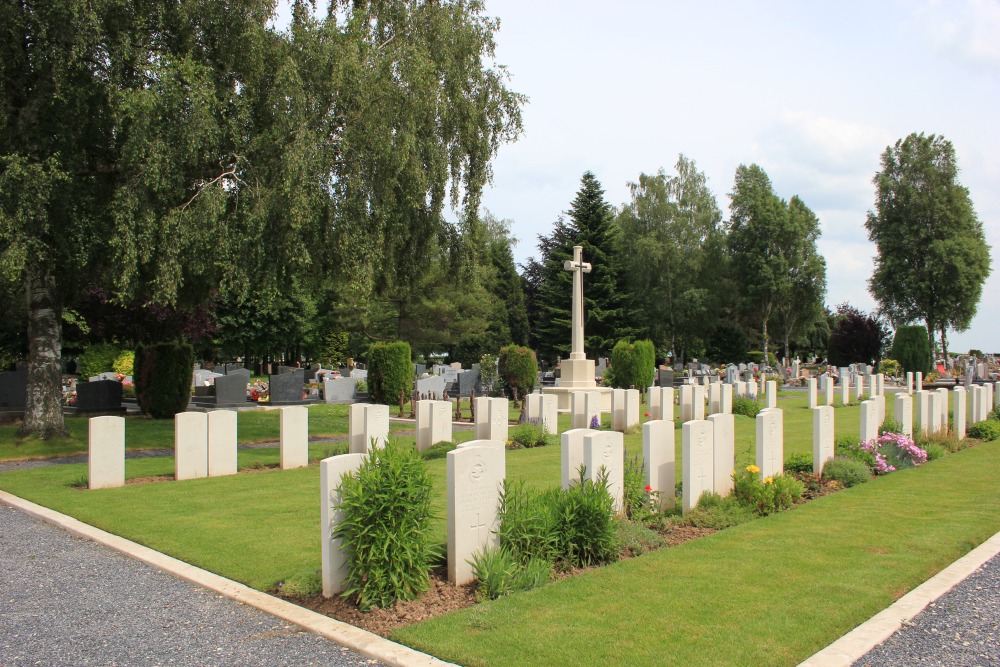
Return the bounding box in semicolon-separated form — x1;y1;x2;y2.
366;341;412;407
821;456;872;487
78;343;120;379
133;341;194;418
334;439;436;611
608;340;642;389
498;345;537;403
634;339;656;391
890;325;931;375
878;358;901;378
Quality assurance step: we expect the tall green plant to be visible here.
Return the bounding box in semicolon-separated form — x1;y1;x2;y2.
77;343;120;379
133;342;194;419
609;339;654;392
334;439;436;611
498;345;537;402
890;325;931;375
367;341;412;407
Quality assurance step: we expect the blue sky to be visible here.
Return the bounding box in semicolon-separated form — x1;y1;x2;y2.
278;1;999;353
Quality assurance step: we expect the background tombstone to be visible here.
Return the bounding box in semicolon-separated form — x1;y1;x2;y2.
693;384;706;420
807;378;818;409
583;431;624;513
839;378;850;406
765;380;777;409
214;373;248;405
571;391;601;429
708;383;722;415
859;400;878;443
473;397;509;444
0;369;28;409
642;420;675;509
321;378;358;403
349;404;389;454
734;380;746;398
812;406;834;475
88;415;125;489
280;405;309;470
75;379;124;414
447;445;505;585
708;412;735;496
269;369;305;405
207;410;238;476
953;387;966;440
681;420;714;514
721;384;733;415
175;411;208;481
894;392;913;437
755;408;784;479
678;385;694;422
320;452;366;597
457;369;482;397
624;389;640;429
415;375;445;398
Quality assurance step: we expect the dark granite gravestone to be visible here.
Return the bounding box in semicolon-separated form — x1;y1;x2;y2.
226;368;251;380
277;365;298;375
269;369;305;405
0;369;27;409
414;364;427;377
657;369;674;387
75;380;123;413
215;373;248;405
457;369;481;396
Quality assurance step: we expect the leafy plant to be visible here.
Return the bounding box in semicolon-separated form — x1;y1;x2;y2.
732;395;761;418
622;455;659;522
334;439;436;611
496;481;557;565
731;465;804;516
78;343;120;379
498;345;538;404
821;457;872;487
784;452;813;474
549;469;620;568
672;499;757;530
968;420;1000;442
923;442;947;461
879;418;902;435
134;341;195;419
419;440;456;461
479;353;499;395
615;518;666;557
366;341;412;409
470;546;552;601
278;569;322;596
890;325;931;375
113;349;135;376
508;422;550;449
861;432;927;473
878;358;901;378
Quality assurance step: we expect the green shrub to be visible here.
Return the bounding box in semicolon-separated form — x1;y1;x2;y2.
879;358;901;378
731;466;804;516
496;481;557;564
732;395;761;418
549;470;619;567
479;353;500;395
608;339;642;389
835;435;876;472
278;569;322;596
821;457;872;487
419;440;456;461
470;546;552;601
78;343;120;379
366;341;412;407
133;341;194;419
879;418;903;435
634;339;656;391
334;439;435;611
508;422;550;449
890;325;931;375
990;405;1000;421
747;350;764;364
615;518;666;557
112;350;135;376
923;442;947;461
784;452;813;474
498;345;538;403
968;420;1000;442
671;494;757;530
622;455;658;522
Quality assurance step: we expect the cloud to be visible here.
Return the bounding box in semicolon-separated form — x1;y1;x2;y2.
909;0;1000;71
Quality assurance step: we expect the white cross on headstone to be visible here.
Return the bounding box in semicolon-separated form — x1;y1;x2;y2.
563;245;592;361
471;512;487;541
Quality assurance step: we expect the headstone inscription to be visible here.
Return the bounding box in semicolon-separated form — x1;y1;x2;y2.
447;445;505;585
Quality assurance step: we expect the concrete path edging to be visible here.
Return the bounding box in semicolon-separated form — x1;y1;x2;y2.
0;490;456;667
797;529;1000;666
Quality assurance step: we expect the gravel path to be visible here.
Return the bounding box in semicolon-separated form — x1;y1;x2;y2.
0;504;381;667
853;553;1000;666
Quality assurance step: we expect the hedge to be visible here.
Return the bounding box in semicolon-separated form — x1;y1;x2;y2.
134;341;195;419
890;325;931;375
367;341;412;405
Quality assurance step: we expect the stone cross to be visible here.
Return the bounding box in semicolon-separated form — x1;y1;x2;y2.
563;245;592;360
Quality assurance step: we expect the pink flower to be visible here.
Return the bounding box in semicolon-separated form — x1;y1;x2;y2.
644;412;651;418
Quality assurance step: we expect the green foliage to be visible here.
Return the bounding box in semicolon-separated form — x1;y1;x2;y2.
622;456;659;523
78;343;121;379
334;439;436;611
834;436;876;472
821;457;872;487
706;322;749;365
479;353;500;396
747;351;764;364
878;359;901;378
278;569;322;596
615;519;666;557
634;340;656;390
133;342;194;419
924;443;947;461
991;405;1000;421
419;441;457;461
731;467;804;516
609;340;642;389
113;350;135;377
732;396;761;418
783;452;813;474
879;419;903;436
496;481;557;565
470;546;552;601
366;341;412;407
498;345;537;401
508;422;551;449
827;304;890;366
968;420;1000;442
671;495;757;530
319;330;350;368
890;326;932;375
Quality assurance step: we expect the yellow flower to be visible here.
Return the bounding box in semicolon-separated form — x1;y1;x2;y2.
764;476;774;485
746;465;760;474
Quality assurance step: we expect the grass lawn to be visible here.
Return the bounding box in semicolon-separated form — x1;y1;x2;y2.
2;391;983;666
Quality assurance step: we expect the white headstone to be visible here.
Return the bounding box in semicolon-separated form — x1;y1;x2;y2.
207;410;237;476
765;381;777;409
913;390;931;435
860;400;878;443
175;411;208;481
678;385;695;422
708;383;722;415
561;427;598;489
280;405;309;470
807;377;817;409
475;397;508;444
682;420;714;514
906;372;913;394
642;420;675;509
653;387;675;421
528;393;559;434
693;384;706;420
708;412;735;497
953;387;966;440
876;374;885;397
583;431;624;512
624;388;640;429
648;386;662;420
840;379;850;406
320;452;366;597
936;388;950;435
349;403;389;454
611;388;626;430
447;445;505;585
994;381;1000;409
823;379;834;407
735;380;747;398
416;400;452;452
720;384;733;415
894;392;913;437
915;371;923;391
88;416;125;489
755;408;784;479
855;375;865;401
927;391;942;435
812;406;834;475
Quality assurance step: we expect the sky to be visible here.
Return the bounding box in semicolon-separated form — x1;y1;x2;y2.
278;1;999;353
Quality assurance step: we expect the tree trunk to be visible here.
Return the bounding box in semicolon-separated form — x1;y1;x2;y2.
939;325;948;370
19;268;67;439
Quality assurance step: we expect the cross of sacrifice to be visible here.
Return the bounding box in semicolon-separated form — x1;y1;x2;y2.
563;245;592;361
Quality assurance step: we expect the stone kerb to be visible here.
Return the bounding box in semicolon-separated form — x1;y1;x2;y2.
207;410;238;477
681;420;714;514
447;444;505;585
561;428;597;489
280;406;309;470
807;378;817;409
812;406;834;475
860;400;878;443
642;420;675;509
708;412;735;496
175;411;208;481
953;387;966;440
349;404;389;454
320;452;366;597
755;408;784;480
88;416;125;489
894;392;913;437
582;431;624;513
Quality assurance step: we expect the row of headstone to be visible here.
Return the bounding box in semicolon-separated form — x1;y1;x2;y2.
647;387;675;421
474;397;509;443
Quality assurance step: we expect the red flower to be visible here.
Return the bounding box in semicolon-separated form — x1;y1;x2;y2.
644;412;651;417
644;485;652;493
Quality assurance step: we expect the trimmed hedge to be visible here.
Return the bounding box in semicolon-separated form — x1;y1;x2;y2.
367;341;412;405
634;340;656;391
608;339;655;391
498;345;537;401
890;325;931;375
134;341;195;418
